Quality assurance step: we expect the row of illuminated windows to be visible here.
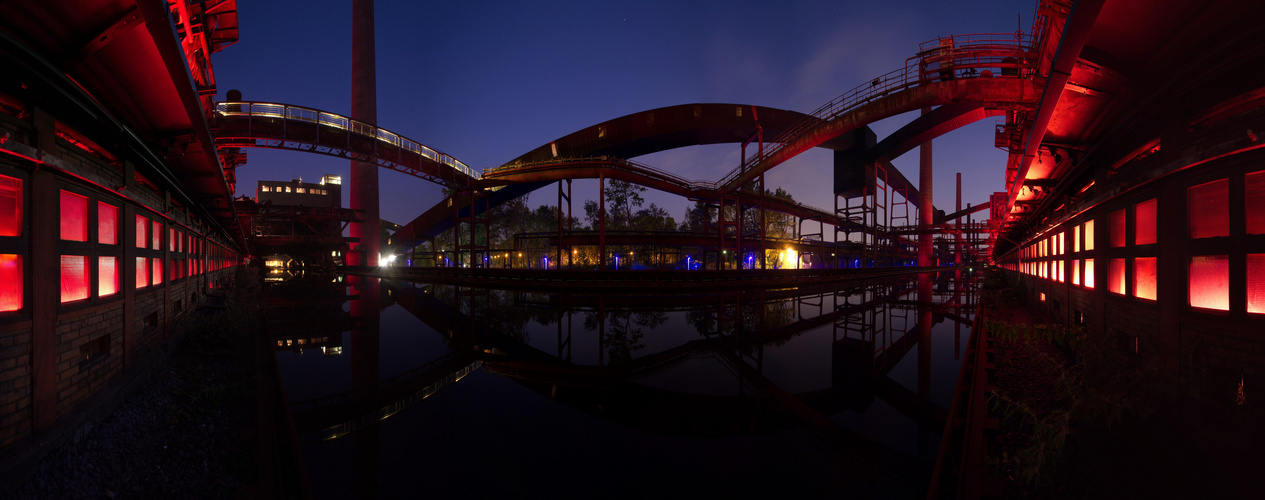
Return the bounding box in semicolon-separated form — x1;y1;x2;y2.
1006;169;1265;313
0;174;239;313
1018;169;1265;263
260;185;329;195
1007;255;1265;313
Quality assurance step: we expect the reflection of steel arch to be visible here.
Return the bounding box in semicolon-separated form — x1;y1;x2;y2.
213;101;477;188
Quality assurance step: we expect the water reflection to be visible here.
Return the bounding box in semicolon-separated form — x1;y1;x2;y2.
270;270;978;499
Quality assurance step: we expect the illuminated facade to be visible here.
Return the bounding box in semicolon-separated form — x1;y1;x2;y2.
0;0;243;447
994;0;1265;396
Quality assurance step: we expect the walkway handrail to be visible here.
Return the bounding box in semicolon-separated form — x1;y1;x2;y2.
214;101;476;178
716;32;1036;190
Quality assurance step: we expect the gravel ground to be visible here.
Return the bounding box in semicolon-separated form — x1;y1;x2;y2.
4;309;255;500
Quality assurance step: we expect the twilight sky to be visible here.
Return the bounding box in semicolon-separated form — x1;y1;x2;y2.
214;0;1033;233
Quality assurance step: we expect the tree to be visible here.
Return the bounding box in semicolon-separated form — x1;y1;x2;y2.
584;179;646;230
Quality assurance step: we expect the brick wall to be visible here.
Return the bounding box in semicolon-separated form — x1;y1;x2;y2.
0;325;32;446
53;303;124;417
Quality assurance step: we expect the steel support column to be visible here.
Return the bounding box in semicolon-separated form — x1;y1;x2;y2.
918;106;934;267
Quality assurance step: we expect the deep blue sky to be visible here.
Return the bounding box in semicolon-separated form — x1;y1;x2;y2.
214;0;1032;231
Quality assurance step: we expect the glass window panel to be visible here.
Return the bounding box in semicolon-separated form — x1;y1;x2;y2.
1248;171;1265;235
0;175;21;237
1085;258;1095;288
59;190;88;241
1134;257;1157;300
136;257;148;288
136;215;148;248
1249;254;1265;314
1085;220;1095;251
1188;179;1229;239
1135;199;1157;245
152;221;161;250
98;202;117;245
170;228;176;251
1189;255;1229;311
153;258;163;285
98;256;118;297
1110;209;1126;248
0;254;21;311
1072;259;1081;285
1109;258;1126;294
1073;224;1080;253
60;255;89;302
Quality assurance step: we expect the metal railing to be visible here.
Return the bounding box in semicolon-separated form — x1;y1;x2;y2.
214;101;476;179
716;32;1036;189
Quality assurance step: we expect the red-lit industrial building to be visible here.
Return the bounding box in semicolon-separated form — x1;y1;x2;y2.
992;0;1265;401
0;0;244;448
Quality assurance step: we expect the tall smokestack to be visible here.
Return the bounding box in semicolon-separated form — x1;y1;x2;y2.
348;0;379;267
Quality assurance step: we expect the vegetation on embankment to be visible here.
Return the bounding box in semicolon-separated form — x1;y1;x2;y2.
978;269;1261;499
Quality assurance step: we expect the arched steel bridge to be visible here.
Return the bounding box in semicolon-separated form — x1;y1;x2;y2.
213;101;477;187
214;33;1043;254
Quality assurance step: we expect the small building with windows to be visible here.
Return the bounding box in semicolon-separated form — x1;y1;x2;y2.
257;175;341;208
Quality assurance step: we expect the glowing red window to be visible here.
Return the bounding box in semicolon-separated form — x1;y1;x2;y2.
1109;258;1126;294
153;258;163;285
60;255;89;302
0;254;21;312
1072;259;1081;286
136;215;148;248
136;257;148;288
1110;209;1126;248
1248;254;1265;314
169;228;176;251
1188;179;1229;239
1189;255;1229;311
1085;258;1095;288
1248;171;1265;235
0;175;20;237
99;256;118;297
1073;225;1080;253
98;202;117;245
1135;199;1157;245
60;190;88;241
152;221;161;250
1134;257;1157;300
1085;220;1095;251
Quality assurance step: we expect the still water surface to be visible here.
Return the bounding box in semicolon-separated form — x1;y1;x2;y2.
268;271;976;499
